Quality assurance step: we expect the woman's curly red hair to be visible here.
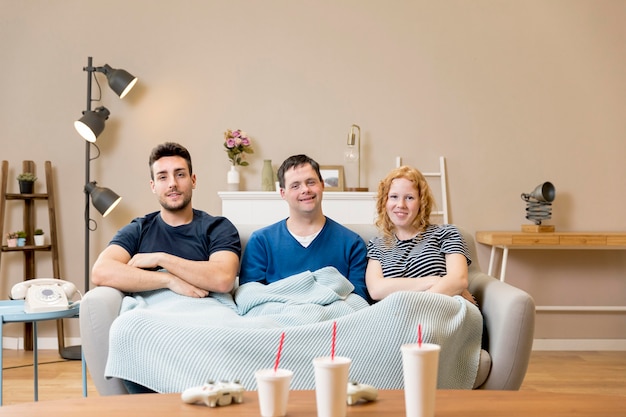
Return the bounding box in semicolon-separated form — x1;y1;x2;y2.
374;166;436;241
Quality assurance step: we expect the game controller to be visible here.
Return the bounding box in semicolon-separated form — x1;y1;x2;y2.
181;380;245;407
347;381;378;405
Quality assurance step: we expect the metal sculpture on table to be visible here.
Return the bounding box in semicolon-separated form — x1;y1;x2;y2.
521;182;555;229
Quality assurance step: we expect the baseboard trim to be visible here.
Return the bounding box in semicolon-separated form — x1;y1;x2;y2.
4;337;626;351
2;336;82;350
533;339;626;351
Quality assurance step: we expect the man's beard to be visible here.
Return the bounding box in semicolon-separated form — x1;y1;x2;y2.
159;193;192;212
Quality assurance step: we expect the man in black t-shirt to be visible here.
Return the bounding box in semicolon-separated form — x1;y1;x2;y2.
91;142;241;298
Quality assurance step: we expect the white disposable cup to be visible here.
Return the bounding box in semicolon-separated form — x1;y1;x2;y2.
255;368;293;417
401;343;440;417
312;356;351;417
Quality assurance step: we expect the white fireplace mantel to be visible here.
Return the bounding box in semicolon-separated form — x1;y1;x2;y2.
218;191;377;225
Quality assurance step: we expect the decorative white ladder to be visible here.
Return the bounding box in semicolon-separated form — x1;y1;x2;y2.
422;156;449;224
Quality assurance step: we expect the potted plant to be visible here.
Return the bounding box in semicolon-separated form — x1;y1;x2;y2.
16;172;37;194
34;228;45;246
223;129;254;191
6;232;18;248
16;230;27;247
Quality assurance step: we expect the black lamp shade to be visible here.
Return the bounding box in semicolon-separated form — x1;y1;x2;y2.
74;106;110;142
102;64;138;99
85;181;122;217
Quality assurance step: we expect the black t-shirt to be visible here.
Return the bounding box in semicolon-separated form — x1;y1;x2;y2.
109;209;241;262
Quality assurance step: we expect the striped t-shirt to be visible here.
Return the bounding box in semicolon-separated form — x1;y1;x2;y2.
367;224;471;278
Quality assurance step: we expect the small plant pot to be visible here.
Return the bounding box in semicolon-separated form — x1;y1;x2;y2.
17;237;26;247
18;180;34;194
34;235;45;246
7;238;17;248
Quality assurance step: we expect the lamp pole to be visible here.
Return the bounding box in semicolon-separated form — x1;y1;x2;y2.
58;57;97;361
84;56;94;296
70;57;131;360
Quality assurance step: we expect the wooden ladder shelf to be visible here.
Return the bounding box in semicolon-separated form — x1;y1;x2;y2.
0;160;71;356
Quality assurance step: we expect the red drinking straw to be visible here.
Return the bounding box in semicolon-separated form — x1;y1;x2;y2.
418;324;422;348
331;321;337;360
274;332;285;372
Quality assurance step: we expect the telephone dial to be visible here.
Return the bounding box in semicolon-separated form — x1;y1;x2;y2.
10;278;80;313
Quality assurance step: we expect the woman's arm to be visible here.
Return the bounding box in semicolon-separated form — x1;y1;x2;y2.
365;259;439;301
426;253;469;297
365;252;470;301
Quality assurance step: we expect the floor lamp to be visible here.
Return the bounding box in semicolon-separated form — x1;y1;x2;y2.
68;56;137;360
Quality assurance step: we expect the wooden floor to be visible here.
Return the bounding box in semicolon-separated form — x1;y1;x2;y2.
0;349;625;405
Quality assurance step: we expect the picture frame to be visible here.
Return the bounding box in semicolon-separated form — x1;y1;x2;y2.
319;165;345;191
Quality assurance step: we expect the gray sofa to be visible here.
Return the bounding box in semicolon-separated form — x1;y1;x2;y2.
79;224;535;395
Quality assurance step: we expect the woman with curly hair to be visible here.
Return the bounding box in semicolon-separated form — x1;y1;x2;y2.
366;166;475;304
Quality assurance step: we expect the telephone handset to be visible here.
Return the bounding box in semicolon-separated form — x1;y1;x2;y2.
11;278;79;314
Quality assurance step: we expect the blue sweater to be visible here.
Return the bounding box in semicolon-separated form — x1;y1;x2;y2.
238;218;371;303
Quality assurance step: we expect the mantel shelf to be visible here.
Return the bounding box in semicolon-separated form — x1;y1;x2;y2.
218;191;376;201
218;191;377;225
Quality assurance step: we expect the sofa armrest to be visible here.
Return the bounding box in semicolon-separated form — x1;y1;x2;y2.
469;271;536;390
79;286;129;395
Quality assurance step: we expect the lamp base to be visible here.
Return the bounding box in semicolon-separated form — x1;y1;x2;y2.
345;187;369;192
521;224;555;233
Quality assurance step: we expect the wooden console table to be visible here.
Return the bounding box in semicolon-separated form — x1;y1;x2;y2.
476;231;626;312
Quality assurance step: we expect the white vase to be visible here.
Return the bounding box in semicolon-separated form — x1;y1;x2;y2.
227;165;240;191
34;235;45;246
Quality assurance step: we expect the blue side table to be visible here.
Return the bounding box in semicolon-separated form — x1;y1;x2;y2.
0;300;86;405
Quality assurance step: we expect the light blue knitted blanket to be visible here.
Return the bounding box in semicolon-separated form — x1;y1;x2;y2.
105;267;483;393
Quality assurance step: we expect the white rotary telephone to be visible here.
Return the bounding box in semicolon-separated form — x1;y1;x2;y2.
10;278;79;313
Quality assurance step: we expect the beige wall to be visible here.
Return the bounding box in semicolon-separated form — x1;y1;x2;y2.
1;0;624;344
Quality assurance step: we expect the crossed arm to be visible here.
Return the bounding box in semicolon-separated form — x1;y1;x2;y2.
365;253;470;302
91;244;239;297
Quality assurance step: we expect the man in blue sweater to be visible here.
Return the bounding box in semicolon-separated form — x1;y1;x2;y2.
238;154;371;303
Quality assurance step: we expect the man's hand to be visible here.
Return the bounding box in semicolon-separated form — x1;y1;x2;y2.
127;252;164;270
166;272;210;298
128;254;209;298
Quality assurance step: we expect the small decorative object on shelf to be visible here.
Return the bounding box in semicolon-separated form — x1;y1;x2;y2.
16;230;27;247
227;165;240;191
261;159;275;191
224;129;254;191
16;172;37;194
521;181;556;232
34;228;45;246
343;124;368;192
319;165;345;191
6;232;18;248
